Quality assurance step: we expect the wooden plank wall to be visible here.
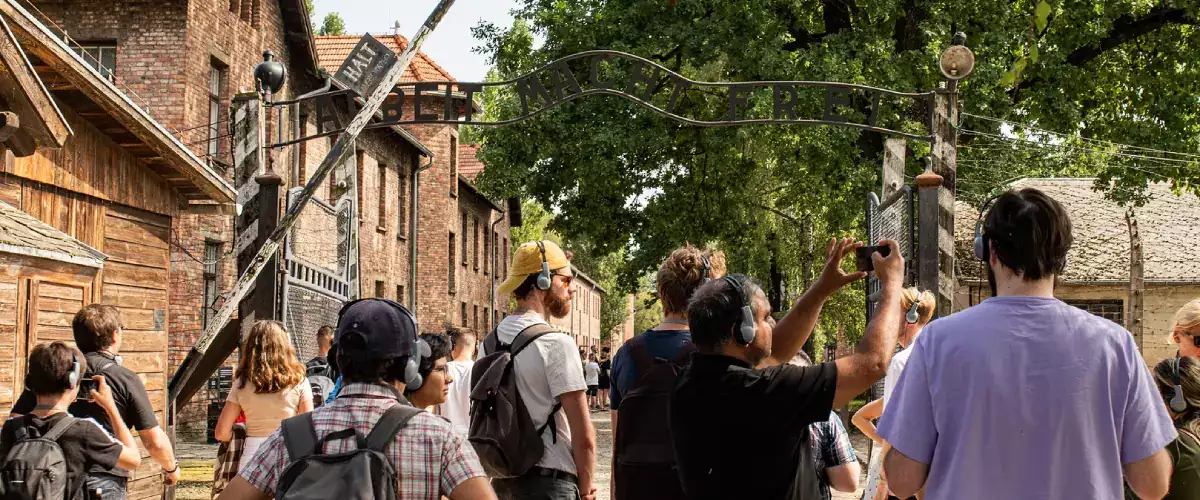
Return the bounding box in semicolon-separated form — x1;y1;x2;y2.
0;179;172;498
3;106;179;217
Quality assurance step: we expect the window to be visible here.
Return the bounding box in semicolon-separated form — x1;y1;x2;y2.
378;163;387;228
375;280;386;298
502;237;508;277
357;150;366;220
461;302;468;327
207;62;228;167
448;232;456;293
201;242;222;329
73;43;116;81
230;0;258;24
473;305;478;332
484;307;490;330
473;218;480;272
296;113;308;187
396;285;404;305
1064;299;1125;325
450;136;459;197
461;213;468;266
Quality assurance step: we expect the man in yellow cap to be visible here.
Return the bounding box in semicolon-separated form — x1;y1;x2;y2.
482;240;596;500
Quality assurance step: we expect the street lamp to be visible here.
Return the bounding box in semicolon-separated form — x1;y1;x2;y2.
254;50;287;97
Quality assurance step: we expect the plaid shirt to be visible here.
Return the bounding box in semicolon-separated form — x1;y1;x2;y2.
809;412;858;500
211;423;247;499
239;383;485;499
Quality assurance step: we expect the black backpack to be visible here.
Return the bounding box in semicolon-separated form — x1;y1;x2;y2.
613;336;695;500
468;324;561;478
0;416;77;500
276;405;421;500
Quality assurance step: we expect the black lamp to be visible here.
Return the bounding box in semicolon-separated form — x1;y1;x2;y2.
254;50;287;95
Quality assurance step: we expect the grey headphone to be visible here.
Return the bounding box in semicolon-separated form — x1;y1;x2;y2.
1170;354;1188;413
722;276;756;345
973;195;999;261
535;241;552;291
68;351;81;389
701;255;712;284
905;295;922;324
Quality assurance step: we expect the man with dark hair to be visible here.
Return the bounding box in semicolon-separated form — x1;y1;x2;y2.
9;304;180;497
671;238;906;500
2;342;142;499
484;240;596;500
440;326;476;436
881;188;1176;500
218;299;494;500
308;325;335;369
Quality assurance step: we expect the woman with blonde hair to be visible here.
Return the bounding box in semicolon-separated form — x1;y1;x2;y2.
1173;299;1200;358
214;320;312;470
1135;355;1200;499
853;287;935;500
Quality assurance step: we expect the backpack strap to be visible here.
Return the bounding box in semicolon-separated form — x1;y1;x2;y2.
40;415;78;442
482;327;501;354
510;324;558;357
672;342;697;364
281;413;320;462
365;405;423;452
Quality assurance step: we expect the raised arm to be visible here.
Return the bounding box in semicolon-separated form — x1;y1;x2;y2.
764;238;867;368
831;240;905;408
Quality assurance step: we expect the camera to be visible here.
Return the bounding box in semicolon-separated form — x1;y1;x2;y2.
76;378;96;401
854;245;892;273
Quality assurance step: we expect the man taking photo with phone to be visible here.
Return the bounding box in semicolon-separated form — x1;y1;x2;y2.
670;238;906;500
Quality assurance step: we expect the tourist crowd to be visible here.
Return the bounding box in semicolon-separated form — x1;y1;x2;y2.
3;187;1199;500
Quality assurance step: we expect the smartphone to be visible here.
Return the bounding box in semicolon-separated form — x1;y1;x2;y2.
76;378;96;401
855;245;892;273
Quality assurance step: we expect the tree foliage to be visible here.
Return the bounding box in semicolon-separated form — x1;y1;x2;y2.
468;1;1200;345
318;12;346;36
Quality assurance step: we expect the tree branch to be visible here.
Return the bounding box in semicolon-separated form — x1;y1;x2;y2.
1066;7;1197;67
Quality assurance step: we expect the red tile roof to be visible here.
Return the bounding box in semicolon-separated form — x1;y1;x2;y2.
459;143;485;182
314;34;456;83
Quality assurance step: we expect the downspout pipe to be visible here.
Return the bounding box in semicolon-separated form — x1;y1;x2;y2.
489;210;505;330
409;151;434;314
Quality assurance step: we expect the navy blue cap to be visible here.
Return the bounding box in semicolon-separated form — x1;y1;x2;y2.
334;298;416;359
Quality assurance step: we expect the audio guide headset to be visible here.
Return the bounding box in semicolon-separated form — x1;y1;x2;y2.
68;351;81;390
334;298;432;391
722;276;757;345
973;194;1000;261
701;255;712;284
535;241;553;291
905;294;922;325
1170;354;1188;413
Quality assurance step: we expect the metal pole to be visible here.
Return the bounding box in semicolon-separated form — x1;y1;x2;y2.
176;0;456;368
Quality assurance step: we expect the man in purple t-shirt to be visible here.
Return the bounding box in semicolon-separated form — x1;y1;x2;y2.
879;188;1177;500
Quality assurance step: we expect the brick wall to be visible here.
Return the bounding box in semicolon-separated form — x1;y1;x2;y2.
450;184;510;335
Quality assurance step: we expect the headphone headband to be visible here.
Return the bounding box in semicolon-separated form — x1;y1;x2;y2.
905;295;922;324
1170;354;1188;413
535;241;552;291
722;276;757;346
701;255;712;284
973;194;1001;261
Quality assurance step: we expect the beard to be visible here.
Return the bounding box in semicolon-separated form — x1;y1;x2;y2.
544;291;571;319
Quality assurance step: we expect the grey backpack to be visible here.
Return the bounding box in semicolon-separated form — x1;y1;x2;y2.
276;405;422;500
0;416;77;500
468;324;561;478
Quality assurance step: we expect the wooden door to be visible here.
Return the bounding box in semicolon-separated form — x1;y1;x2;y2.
20;278;91;371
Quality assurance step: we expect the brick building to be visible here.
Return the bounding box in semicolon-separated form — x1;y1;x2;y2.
0;0;239;495
548;266;606;351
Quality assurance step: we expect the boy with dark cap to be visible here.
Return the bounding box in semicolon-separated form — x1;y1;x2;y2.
218;298;495;500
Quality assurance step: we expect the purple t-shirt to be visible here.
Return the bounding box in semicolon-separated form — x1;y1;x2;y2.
877;296;1177;500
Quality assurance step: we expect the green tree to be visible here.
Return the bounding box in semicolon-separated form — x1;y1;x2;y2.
318;12;346;36
468;1;1199;344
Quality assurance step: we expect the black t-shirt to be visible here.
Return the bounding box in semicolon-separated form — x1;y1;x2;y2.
599;359;611;379
0;413;122;500
12;352;157;476
670;353;837;500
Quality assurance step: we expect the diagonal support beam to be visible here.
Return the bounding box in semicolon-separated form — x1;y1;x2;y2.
168;0;456;406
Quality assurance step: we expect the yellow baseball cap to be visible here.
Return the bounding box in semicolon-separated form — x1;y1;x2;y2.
498;240;571;296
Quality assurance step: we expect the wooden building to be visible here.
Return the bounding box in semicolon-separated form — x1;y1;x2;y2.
0;2;235;498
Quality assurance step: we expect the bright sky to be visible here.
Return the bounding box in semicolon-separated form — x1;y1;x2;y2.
309;0;522;82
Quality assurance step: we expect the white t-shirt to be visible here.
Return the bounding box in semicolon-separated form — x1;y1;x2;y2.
439;359;475;436
483;310;588;474
883;343;916;408
583;362;600;386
